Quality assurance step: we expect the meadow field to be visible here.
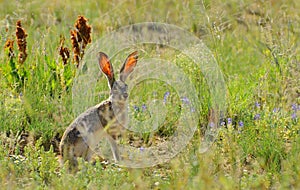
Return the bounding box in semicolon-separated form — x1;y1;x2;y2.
0;0;299;189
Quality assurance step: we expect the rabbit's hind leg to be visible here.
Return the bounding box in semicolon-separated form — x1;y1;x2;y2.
60;143;79;171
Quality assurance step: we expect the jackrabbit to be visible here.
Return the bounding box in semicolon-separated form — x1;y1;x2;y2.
59;51;138;169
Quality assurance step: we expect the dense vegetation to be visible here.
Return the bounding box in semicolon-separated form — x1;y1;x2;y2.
0;0;299;189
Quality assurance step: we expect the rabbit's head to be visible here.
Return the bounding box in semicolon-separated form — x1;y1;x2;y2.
98;51;138;106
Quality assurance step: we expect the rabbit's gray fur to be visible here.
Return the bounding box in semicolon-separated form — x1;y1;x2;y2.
59;51;138;170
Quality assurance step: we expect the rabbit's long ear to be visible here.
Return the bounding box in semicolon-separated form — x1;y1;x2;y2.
98;52;115;88
120;51;138;82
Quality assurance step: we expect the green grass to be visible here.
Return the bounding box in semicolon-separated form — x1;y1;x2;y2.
0;0;300;189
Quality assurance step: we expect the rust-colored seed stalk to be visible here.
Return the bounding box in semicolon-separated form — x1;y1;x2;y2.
59;36;70;65
15;20;28;64
70;30;80;65
71;15;91;67
4;39;14;58
74;15;91;49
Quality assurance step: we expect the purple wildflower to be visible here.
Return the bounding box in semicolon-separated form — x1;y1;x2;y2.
163;91;170;103
181;96;190;104
272;108;280;113
254;113;261;120
209;122;215;128
141;104;147;111
292;104;298;111
255;102;261;108
139;147;145;152
238;121;244;127
291;112;297;120
220;121;225;126
227;118;232;125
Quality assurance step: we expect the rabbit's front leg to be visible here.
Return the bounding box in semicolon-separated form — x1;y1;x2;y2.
106;134;121;162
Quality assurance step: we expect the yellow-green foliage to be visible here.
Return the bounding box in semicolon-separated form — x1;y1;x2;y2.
0;0;299;189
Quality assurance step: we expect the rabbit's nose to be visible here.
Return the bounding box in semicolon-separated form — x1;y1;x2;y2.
123;93;128;98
